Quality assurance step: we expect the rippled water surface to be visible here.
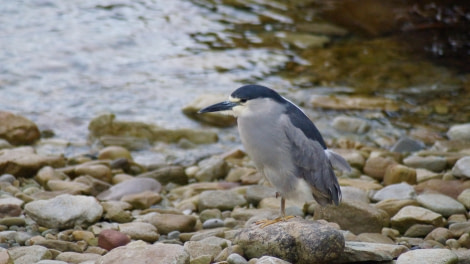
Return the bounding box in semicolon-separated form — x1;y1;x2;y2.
1;0;469;149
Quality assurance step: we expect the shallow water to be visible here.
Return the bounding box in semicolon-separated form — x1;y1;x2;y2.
1;0;468;158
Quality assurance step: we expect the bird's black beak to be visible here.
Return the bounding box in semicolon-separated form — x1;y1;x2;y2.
198;101;237;113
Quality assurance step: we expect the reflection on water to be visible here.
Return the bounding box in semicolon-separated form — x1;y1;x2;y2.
0;0;468;147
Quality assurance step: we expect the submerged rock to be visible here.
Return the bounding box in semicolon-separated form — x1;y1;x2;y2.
234;218;344;264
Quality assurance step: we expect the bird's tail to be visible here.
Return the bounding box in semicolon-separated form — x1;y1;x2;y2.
325;149;351;172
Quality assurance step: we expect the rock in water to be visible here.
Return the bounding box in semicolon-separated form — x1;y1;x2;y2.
24;194;103;229
234;218;344;264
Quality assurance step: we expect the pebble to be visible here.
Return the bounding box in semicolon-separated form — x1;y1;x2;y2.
457;188;470;209
195;156;229;182
98;229;130;251
120;190;162;209
118;222;159;242
371;182;416;202
0;111;40;145
424;227;453;244
198;190;247;211
447;123;470;141
340;186;369;204
391;205;445;233
0;147;65;177
140;212;197;235
416;193;466;217
245;185;277;206
8;245;52;264
383;164;417;185
403;224;435;237
184;240;223;261
403;155;448;172
331;115;370;133
336;241;408;263
374;199;419;217
55;252;101;263
97;240;189;264
363;156;397;180
390;137;425;153
227;253;248;264
415;179;470;199
203;218;225;229
452;156;470;178
24;194;103;229
137;166;188;185
96;177;161;201
255;256;291;264
396;248;458;264
98;146;133;161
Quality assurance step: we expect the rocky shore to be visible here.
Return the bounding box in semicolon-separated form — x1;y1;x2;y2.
0;106;470;264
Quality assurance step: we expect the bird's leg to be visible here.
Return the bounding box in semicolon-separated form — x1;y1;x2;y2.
255;197;295;228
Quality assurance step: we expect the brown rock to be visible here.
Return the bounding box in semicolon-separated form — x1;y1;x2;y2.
98;229;131;251
374;199;420;217
314;200;389;234
424;227;453;244
75;164;112;183
415;179;470;199
98;146;132;160
338;178;383;192
0;147;65;177
0;204;22;218
120;191;162;209
364;156;397;180
141;213;197;235
0;111;40;145
383;164;417;186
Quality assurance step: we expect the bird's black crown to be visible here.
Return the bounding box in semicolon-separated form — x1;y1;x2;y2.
231;85;285;103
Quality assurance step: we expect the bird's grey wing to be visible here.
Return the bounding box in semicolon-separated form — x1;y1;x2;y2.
281;115;341;206
285;103;327;149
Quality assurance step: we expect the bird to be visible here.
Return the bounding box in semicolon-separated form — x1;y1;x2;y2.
198;84;351;227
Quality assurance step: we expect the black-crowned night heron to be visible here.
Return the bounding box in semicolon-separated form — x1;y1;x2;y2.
199;84;351;226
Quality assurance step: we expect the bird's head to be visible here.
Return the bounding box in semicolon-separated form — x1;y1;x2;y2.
198;84;285;117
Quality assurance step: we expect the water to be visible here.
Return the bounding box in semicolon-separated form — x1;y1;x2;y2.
1;0;468;159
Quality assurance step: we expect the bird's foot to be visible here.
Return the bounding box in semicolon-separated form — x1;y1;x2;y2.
255;215;295;228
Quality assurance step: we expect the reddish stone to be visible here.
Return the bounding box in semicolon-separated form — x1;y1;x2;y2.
415;179;470;199
98;229;131;251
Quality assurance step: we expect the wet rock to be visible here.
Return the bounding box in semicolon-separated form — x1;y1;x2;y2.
331;116;370;133
97;240;189;264
390;137;425;153
96;177;161;201
140;212;197;235
195;156;229;182
98;146;132;160
424;227;453;244
98;229;130;251
417;193;466;217
447;123;470;141
415;179;470;199
137;166;188;185
396;248;458;264
0;111;40;145
182;94;236;127
374;199;419;217
336;241;408;263
403;224;435;237
314;200;388;234
234;218;344;264
371;182;416;202
452;156;470;178
363;156;397;180
403;155;447;172
7;245;52;264
0;147;65;177
199;190;247;211
383;164;417;186
391;205;445;233
121;191;161;209
24;194;103;229
118;222;159;242
55;252;101;263
457;189;470;209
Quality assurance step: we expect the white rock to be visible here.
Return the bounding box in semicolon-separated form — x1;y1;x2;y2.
417;193;466;217
397;248;458;264
447;123;470;141
24;194;103;229
452;156;470;178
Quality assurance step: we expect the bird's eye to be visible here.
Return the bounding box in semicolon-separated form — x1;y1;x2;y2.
240;99;247;103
